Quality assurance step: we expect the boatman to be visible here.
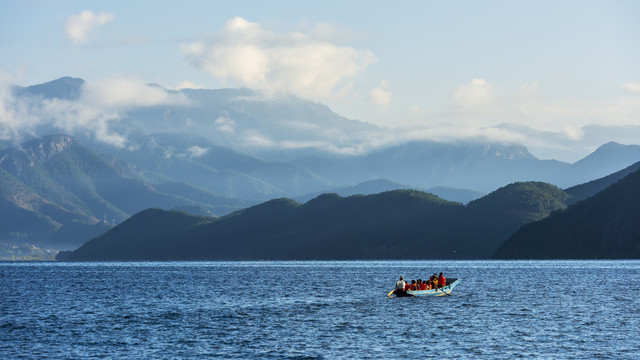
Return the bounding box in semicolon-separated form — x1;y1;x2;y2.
394;276;407;296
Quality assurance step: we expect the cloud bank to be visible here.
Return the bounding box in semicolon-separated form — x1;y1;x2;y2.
3;69;638;163
181;17;376;100
0;75;188;147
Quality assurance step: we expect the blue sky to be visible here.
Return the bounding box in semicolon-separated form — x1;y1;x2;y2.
1;0;640;161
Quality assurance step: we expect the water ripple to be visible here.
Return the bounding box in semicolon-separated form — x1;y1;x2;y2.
1;260;639;359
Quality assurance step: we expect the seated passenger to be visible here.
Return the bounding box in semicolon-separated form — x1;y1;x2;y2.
438;272;446;288
430;274;438;289
419;279;427;290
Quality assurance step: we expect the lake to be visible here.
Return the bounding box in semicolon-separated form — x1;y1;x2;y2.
1;260;639;359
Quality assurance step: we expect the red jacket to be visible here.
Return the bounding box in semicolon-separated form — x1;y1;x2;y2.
438;275;446;287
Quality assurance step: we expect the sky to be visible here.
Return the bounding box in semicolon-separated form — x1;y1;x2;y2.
1;0;640;162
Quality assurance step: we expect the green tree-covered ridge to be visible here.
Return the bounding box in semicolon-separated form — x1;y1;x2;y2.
66;182;573;261
493;167;640;259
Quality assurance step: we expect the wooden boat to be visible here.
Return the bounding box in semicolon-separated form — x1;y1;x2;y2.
388;278;459;297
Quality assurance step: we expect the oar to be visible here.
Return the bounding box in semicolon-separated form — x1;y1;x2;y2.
387;289;395;297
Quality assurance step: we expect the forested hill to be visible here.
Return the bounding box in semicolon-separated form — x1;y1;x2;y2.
564;160;640;205
64;183;569;261
493;168;640;259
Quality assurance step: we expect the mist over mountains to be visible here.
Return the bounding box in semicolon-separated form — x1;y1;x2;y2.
3;77;640;255
10;77;640;192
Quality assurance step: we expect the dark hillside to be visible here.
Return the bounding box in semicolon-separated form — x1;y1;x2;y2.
67;209;214;261
493;169;640;259
65;185;569;261
445;182;569;258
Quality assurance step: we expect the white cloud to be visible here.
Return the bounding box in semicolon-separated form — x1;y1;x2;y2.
454;78;494;108
65;10;114;45
181;17;376;100
370;81;392;108
0;75;189;147
410;105;428;114
622;83;640;93
562;125;585;141
214;117;235;133
171;81;206;90
82;77;189;108
242;130;275;147
187;145;209;158
0;71;40;140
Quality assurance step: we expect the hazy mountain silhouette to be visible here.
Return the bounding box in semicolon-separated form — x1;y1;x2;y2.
294;179;484;204
13;76;85;100
565;161;640;205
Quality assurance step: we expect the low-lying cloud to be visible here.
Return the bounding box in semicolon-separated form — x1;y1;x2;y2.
3;70;639;163
0;75;189;147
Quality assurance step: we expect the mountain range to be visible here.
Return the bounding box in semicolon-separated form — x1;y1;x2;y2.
61;161;640;260
12;77;640;194
61;182;569;261
3;77;640;255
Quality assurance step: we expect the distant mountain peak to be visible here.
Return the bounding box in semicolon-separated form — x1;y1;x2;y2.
20;77;85;100
573;141;640;167
586;141;634;155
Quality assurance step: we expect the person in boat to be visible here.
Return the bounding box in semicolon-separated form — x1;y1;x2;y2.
395;276;406;294
437;272;446;289
408;280;417;291
419;279;427;290
429;273;438;289
424;279;431;290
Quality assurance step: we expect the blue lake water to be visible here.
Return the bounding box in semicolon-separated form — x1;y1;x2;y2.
1;260;639;359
